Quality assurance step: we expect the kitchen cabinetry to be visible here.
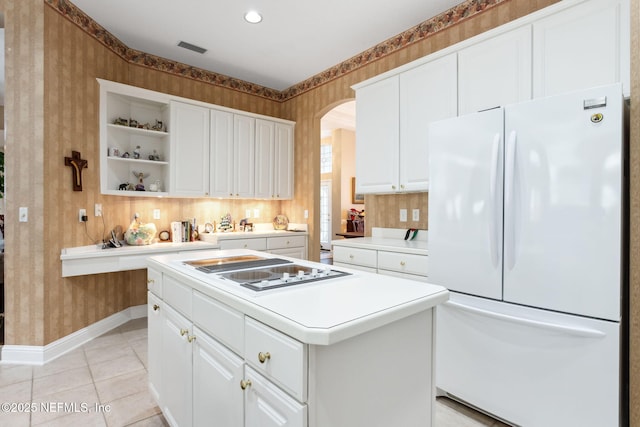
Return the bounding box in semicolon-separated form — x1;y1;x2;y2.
99;79;294;199
170;102;210;196
148;249;446;427
99;81;171;196
255;120;294;199
355;53;457;194
217;233;308;260
148;268;307;427
532;0;629;97
332;228;428;281
458;26;532;115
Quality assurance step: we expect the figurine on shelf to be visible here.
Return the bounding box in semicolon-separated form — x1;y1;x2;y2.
132;170;149;191
129;118;138;128
151;120;164;132
218;213;232;232
148;150;160;161
133;145;141;159
114;117;128;126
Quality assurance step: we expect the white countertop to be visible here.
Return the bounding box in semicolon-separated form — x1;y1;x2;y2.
60;241;220;277
148;249;448;345
332;227;428;255
198;223;308;243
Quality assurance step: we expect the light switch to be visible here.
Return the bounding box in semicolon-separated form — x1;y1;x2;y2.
19;207;28;222
246;209;251;219
400;209;407;222
412;209;420;221
153;209;161;220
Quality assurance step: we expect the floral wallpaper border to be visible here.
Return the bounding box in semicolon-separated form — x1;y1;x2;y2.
45;0;509;102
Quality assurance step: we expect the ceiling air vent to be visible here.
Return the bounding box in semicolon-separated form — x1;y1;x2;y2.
177;41;207;54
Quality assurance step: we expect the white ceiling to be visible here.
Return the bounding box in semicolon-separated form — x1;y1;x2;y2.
70;0;462;92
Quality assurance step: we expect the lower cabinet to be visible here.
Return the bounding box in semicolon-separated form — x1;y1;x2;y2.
218;234;308;260
332;245;428;281
148;269;307;427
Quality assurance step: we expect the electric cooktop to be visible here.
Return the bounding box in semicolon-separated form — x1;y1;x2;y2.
184;256;351;291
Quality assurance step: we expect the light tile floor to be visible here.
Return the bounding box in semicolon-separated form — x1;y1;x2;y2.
0;318;509;427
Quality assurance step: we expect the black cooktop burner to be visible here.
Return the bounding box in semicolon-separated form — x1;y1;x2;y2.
193;257;292;274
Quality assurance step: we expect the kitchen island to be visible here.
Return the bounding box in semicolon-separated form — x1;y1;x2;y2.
147;249;448;427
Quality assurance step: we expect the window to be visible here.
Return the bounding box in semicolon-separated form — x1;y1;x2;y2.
320;144;332;174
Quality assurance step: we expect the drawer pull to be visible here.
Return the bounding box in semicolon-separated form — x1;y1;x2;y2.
349;254;354;259
258;352;271;363
400;261;406;266
147;279;155;284
187;335;196;343
153;304;160;311
180;328;189;337
243;244;248;248
286;240;290;245
240;379;252;390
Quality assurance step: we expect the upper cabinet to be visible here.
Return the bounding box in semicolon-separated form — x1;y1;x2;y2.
98;79;295;199
170;101;210;197
355;54;457;194
458;26;532;115
532;0;630;98
353;0;629;195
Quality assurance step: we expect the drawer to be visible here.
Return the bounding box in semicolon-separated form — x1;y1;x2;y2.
245;317;307;402
267;235;306;250
332;246;377;268
219;238;267;251
163;274;192;317
377;251;428;276
147;268;163;297
193;291;244;355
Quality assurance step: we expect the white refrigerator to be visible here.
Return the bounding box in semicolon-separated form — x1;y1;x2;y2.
428;83;626;426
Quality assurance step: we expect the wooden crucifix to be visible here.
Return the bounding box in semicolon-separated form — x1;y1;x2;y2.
64;151;88;191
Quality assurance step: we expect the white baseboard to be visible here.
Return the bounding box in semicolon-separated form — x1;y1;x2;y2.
0;304;147;365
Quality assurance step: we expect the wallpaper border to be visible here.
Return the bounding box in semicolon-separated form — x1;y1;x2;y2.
45;0;510;102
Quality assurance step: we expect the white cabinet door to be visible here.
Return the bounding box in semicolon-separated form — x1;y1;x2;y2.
355;76;400;194
255;119;275;199
458;26;532;115
193;327;244;427
209;109;234;198
244;366;307;427
234;115;256;198
147;292;163;406
161;304;193;427
274;123;294;199
170;101;210;196
533;0;630;97
399;53;458;191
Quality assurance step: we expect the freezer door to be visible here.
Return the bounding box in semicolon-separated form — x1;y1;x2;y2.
436;293;620;427
503;84;623;320
428;108;504;299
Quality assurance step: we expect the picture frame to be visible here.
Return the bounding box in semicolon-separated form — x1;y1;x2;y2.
351;177;364;204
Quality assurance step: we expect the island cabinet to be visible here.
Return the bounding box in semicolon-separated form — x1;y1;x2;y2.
354;53;457;194
147;249;448;427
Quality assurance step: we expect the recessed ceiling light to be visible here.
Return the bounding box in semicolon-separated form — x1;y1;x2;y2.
244;10;262;24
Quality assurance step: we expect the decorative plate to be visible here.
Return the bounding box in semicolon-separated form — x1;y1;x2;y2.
273;214;289;230
158;230;170;241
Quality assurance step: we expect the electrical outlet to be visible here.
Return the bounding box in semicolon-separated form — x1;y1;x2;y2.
254;209;260;218
246;209;251;219
412;209;420;221
153;209;161;220
79;208;87;222
19;207;28;222
95;203;102;217
304;209;309;219
400;209;407;222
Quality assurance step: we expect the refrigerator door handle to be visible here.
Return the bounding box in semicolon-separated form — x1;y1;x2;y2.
504;130;517;270
443;300;606;338
489;133;501;268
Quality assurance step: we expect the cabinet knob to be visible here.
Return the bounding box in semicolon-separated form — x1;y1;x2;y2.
286;240;290;245
180;328;189;337
240;379;252;390
258;352;271;363
147;279;155;284
188;335;196;343
229;193;233;196
153;304;160;311
400;184;405;189
392;185;396;190
243;244;248;248
349;254;354;259
400;261;406;266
